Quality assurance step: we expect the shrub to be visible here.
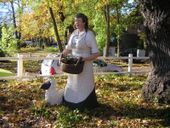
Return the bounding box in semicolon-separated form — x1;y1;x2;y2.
0;48;5;57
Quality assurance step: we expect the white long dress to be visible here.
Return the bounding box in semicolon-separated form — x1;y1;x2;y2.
64;29;99;105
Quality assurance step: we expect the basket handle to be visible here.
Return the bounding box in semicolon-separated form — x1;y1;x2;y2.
60;53;67;63
59;53;63;65
75;57;83;66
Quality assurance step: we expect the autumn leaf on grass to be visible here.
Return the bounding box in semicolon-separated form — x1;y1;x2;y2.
32;100;46;109
96;119;103;127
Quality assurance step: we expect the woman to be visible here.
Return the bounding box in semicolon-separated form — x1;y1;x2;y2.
62;13;100;110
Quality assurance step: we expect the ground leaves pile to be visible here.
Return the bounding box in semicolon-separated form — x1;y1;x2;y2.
0;74;170;128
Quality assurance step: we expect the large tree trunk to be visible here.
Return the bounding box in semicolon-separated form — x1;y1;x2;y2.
139;0;170;103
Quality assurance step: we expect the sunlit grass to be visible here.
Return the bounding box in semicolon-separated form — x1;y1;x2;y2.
0;68;14;77
0;73;170;127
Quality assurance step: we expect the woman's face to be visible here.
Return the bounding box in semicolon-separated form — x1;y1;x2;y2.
74;17;85;30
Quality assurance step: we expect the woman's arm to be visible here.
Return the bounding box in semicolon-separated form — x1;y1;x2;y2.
83;52;100;61
62;49;72;55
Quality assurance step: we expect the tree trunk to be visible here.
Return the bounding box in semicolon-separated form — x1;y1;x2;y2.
115;5;120;57
10;1;17;38
104;4;110;57
10;0;20;48
139;0;170;104
48;7;63;52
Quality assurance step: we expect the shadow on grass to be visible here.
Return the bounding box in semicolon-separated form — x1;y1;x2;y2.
116;102;170;126
122;103;170;126
81;102;170;127
116;84;143;91
81;103;117;120
102;82;143;92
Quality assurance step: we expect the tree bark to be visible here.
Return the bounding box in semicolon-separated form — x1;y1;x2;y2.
139;0;170;103
10;0;20;48
48;7;63;52
103;5;110;57
10;1;17;38
115;5;120;57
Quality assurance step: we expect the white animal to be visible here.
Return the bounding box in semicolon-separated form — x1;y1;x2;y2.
44;79;64;105
41;53;64;105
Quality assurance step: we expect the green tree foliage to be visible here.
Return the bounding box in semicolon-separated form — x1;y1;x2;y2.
0;24;18;56
0;0;140;55
93;12;106;52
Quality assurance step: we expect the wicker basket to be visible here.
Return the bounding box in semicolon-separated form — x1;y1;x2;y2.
60;54;84;74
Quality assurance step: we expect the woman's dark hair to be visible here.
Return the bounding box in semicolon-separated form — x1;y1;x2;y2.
75;13;88;32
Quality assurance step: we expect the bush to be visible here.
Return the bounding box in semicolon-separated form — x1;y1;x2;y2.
0;48;5;57
44;46;59;52
19;47;41;53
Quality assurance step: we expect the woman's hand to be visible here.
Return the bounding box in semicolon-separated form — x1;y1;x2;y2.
62;49;71;55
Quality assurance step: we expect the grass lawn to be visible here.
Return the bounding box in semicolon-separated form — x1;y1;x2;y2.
0;68;14;77
0;74;170;128
0;50;167;127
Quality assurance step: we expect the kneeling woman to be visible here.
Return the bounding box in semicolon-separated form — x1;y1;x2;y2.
62;13;100;110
